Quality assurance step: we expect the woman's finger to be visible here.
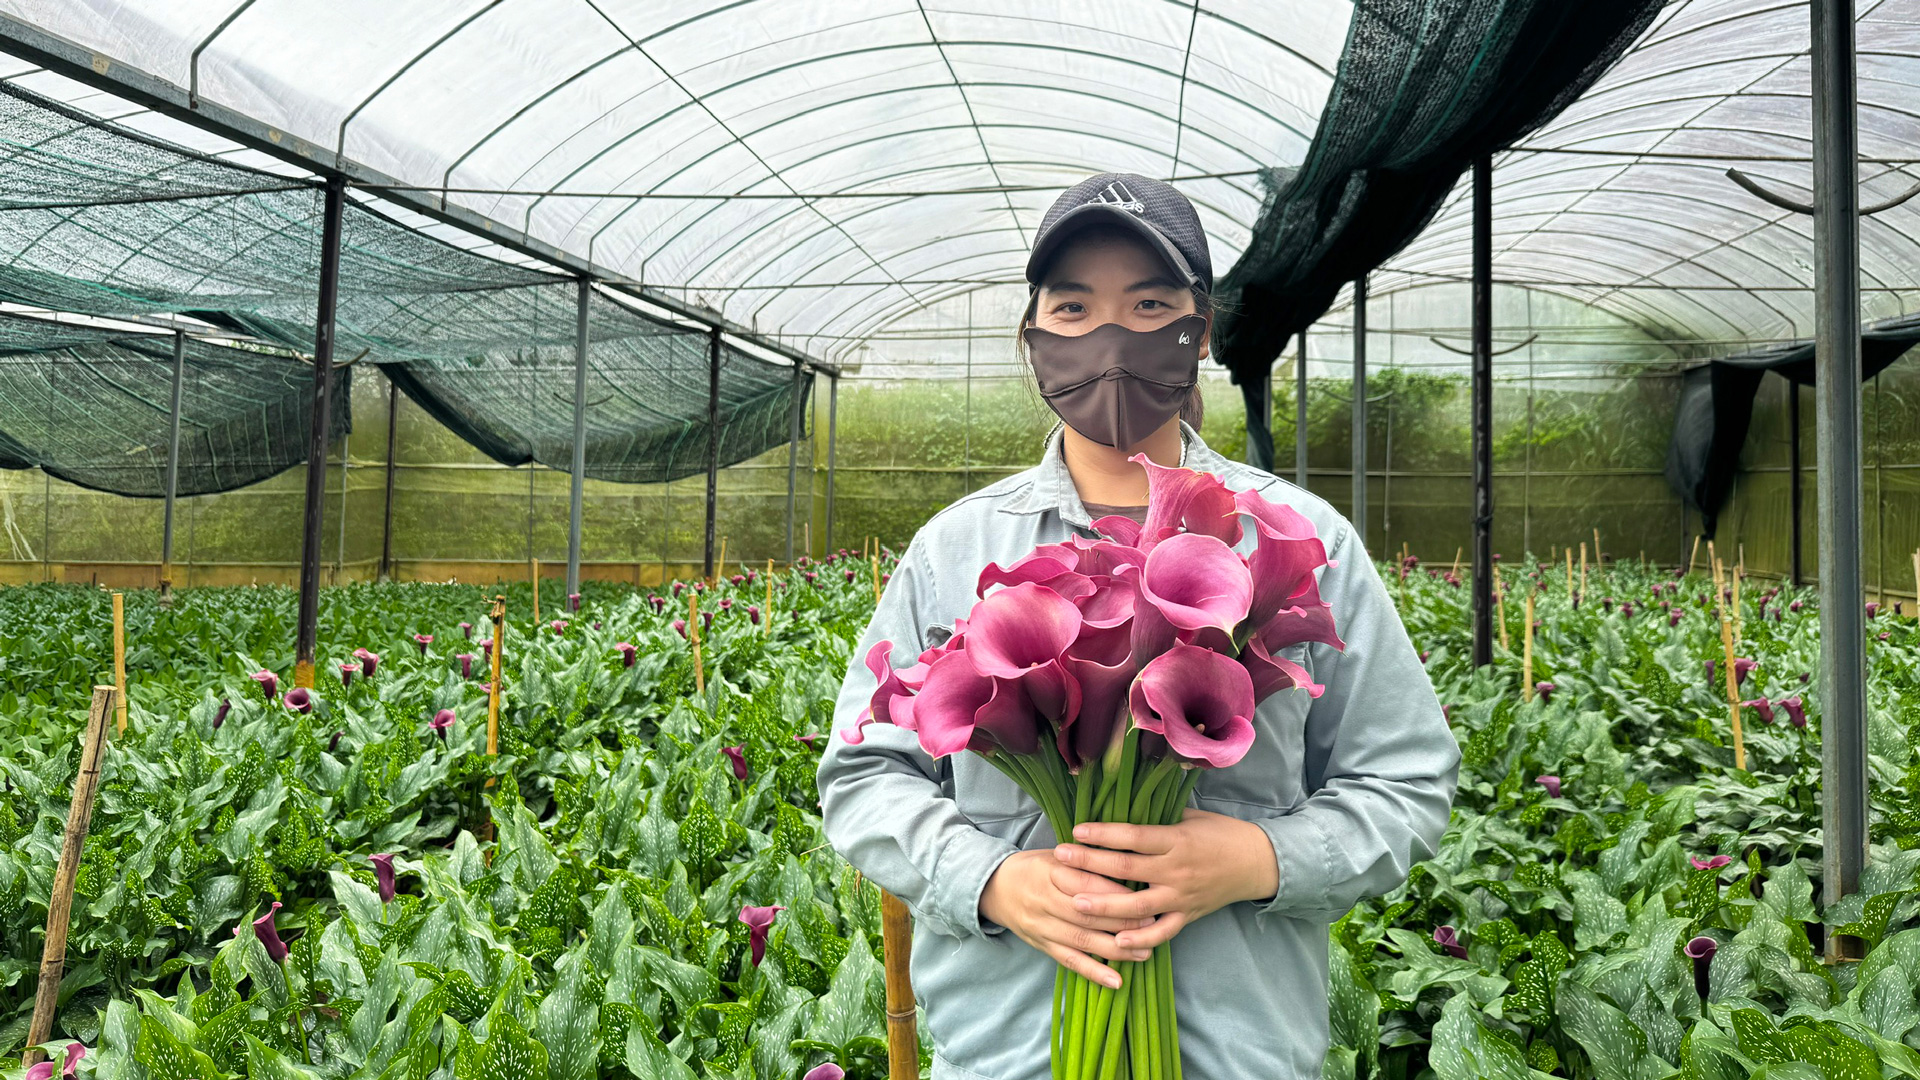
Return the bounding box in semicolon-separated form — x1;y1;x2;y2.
1045;885;1154;932
1070;821;1177;855
1071;884;1180;920
1053;842;1148;882
1113;910;1188;950
1046;920;1153;965
1041;941;1125;989
1049;862;1133;898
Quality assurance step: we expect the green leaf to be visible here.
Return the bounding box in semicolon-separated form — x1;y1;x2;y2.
1568;869;1631;952
535;950;601;1080
244;1033;322;1079
797;927;885;1060
1428;993;1531;1080
453;1008;549;1080
133;1013;223;1080
1556;978;1674;1080
627;1020;699;1080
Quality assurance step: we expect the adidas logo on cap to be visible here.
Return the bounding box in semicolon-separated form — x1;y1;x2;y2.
1094;179;1146;215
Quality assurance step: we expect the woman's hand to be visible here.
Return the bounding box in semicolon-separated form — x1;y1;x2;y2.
1050;809;1279;950
978;849;1157;989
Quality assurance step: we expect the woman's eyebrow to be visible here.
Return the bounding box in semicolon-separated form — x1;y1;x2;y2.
1043;280;1092;293
1127;276;1184;292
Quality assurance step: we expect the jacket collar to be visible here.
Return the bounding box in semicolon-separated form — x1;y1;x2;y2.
1002;419;1225;530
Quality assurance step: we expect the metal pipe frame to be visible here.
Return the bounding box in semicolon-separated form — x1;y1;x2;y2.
159;329;185;596
786;360;803;561
1295;331;1309;490
567;277;590;598
705;326;721;581
1351;276;1368;547
295;175;345;686
380;376;398;582
1789;377;1804;588
825;373;839;557
1471;156;1495;668
1812;0;1868;937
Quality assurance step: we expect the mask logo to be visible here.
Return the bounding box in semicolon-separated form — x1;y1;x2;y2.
1095;179;1146;215
1177;332;1190;345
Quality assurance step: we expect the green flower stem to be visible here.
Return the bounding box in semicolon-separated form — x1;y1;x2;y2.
1053;966;1067;1080
1093;960;1135;1080
1144;945;1162;1080
1161;944;1183;1080
1129;955;1151;1080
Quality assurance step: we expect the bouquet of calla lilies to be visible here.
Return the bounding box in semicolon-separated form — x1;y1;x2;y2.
845;454;1344;1080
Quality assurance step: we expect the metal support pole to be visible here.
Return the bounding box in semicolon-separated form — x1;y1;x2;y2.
295;176;345;689
159;330;185;598
704;326;721;580
1812;0;1867;938
1351;276;1368;547
825;373;839;556
380;375;397;582
1471;155;1495;668
1789;377;1804;588
567;277;590;598
786;361;803;562
1295;331;1309;490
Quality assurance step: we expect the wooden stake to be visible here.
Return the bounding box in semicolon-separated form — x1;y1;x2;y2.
1565;548;1574;603
1451;547;1462;579
1733;562;1744;645
1689;534;1702;574
880;890;919;1080
23;686;114;1070
871;546;882;602
1593;527;1603;567
1718;596;1747;771
1579;543;1588;600
765;558;774;636
1911;548;1919;614
1522;592;1535;701
111;592;127;735
531;557;541;625
1495;571;1510;651
485;596;503;786
716;536;727;586
690;592;704;695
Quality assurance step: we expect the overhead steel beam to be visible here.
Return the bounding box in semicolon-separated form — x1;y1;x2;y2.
825;373;839;558
567;277;590;600
380;375;398;582
705;327;721;582
0;13;834;377
786;360;803;561
1812;0;1867;950
295;175;345;689
159;329;185;599
1471;156;1495;669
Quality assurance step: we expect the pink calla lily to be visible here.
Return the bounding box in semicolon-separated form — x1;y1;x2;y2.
913;651;1043;758
1433;925;1468;960
722;745;749;781
739;904;784;967
1129;645;1257;769
1690;854;1732;871
1233;487;1327;631
802;1064;845;1080
1058;622;1137;769
1241;634;1324;703
1129;452;1242;550
962;582;1084;721
370;852;397;902
1138;532;1252;636
252;901;288;963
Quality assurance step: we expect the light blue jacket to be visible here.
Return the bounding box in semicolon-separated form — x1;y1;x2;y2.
817;420;1461;1080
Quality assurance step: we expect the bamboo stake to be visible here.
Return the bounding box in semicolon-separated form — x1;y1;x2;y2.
1733;562;1744;645
111;592;127;735
1451;547;1462;578
871;545;882;602
485;596;503;787
1565;548;1574;603
1522;592;1535;701
1718;594;1748;771
1593;527;1603;568
880;890;919;1080
1911;549;1919;615
1579;543;1588;600
764;558;773;636
716;536;727;586
1496;571;1510;651
531;557;541;625
689;592;704;695
23;686;114;1070
1689;534;1702;574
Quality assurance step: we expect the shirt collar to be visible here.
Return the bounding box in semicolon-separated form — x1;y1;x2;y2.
1003;419;1220;530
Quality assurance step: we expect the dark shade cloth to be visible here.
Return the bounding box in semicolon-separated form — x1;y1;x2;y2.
1665;314;1920;535
1211;0;1665;470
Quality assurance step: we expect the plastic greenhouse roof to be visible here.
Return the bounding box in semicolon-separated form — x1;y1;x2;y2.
0;0;1349;364
1371;0;1920;349
0;0;1914;366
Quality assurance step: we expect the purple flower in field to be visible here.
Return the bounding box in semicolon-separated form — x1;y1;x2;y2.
1782;696;1806;727
805;571;818;585
431;709;455;740
1799;671;1810;683
1774;609;1783;623
746;569;758;584
1705;659;1715;683
1536;774;1563;798
251;669;278;701
1420;650;1431;664
739;905;785;967
616;642;637;668
340;662;358;687
283;688;313;714
1669;610;1683;627
1621;603;1635;618
803;1064;845;1080
568;592;581;612
1880;631;1891;641
23;1043;86;1079
882;572;891;586
1867;601;1881;619
1441;704;1452;724
460;621;473;639
414;633;432;654
594;621;602;631
253;901;288;963
673;581;685;596
1534;681;1555;704
649;595;665;612
480;682;493;694
551;619;567;635
719;597;733;611
1790;600;1804;613
1685;935;1717;999
328;730;343;753
481;637;494;659
794;732;821;746
370;853;396;902
730;574;744;586
214;698;231;729
1690;854;1732;872
354;648;380;678
1602;597;1614;613
844;569;856;582
701;611;713;633
722;745;749;781
747;604;762;625
672;618;687;639
1733;658;1757;684
1742;698;1776;724
457;653;475;679
1433;924;1468;959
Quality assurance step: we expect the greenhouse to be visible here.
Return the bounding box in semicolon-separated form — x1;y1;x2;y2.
2;1;1919;1078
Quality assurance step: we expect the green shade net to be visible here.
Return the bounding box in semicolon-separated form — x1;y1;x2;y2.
0;81;803;490
0;313;348;496
1213;0;1666;469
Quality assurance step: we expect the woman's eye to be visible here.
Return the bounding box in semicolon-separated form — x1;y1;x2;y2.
1137;299;1165;310
1056;302;1084;314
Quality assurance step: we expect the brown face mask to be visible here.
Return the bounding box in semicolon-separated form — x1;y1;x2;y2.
1025;313;1205;449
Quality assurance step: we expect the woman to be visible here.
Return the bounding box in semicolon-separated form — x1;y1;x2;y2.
817;173;1460;1080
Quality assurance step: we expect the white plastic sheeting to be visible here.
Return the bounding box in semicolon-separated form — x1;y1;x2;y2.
0;0;1348;363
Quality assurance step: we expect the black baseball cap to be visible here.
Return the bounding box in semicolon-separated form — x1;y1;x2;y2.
1025;172;1213;293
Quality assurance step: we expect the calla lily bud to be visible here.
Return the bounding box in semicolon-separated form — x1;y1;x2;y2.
340;662;358;687
354;648;380;678
672;618;687;639
251;669;278;701
1669;609;1682;626
328;730;344;753
747;605;761;625
1536;774;1562;798
1433;924;1468;960
1733;658;1757;684
214;698;231;729
720;598;733;611
1867;601;1881;619
1689;854;1732;871
457;653;475;679
370;853;396;903
722;745;749;781
673;581;685;596
283;688;313;714
701;611;712;633
616;642;637;668
802;1064;845;1080
1685;935;1717;999
1782;696;1806;727
739;904;785;966
460;621;473;639
568;592;581;612
1742;698;1775;724
1535;681;1555;704
430;709;456;739
481;638;494;658
551;619;567;635
730;574;744;586
414;633;432;654
253;901;288;963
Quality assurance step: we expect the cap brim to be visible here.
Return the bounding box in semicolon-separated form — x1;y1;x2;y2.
1024;202;1201;290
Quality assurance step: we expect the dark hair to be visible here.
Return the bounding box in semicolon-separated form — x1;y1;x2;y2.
1017;225;1211;431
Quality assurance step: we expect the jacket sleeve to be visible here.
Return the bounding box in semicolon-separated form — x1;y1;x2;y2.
1251;522;1462;924
816;531;1023;941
